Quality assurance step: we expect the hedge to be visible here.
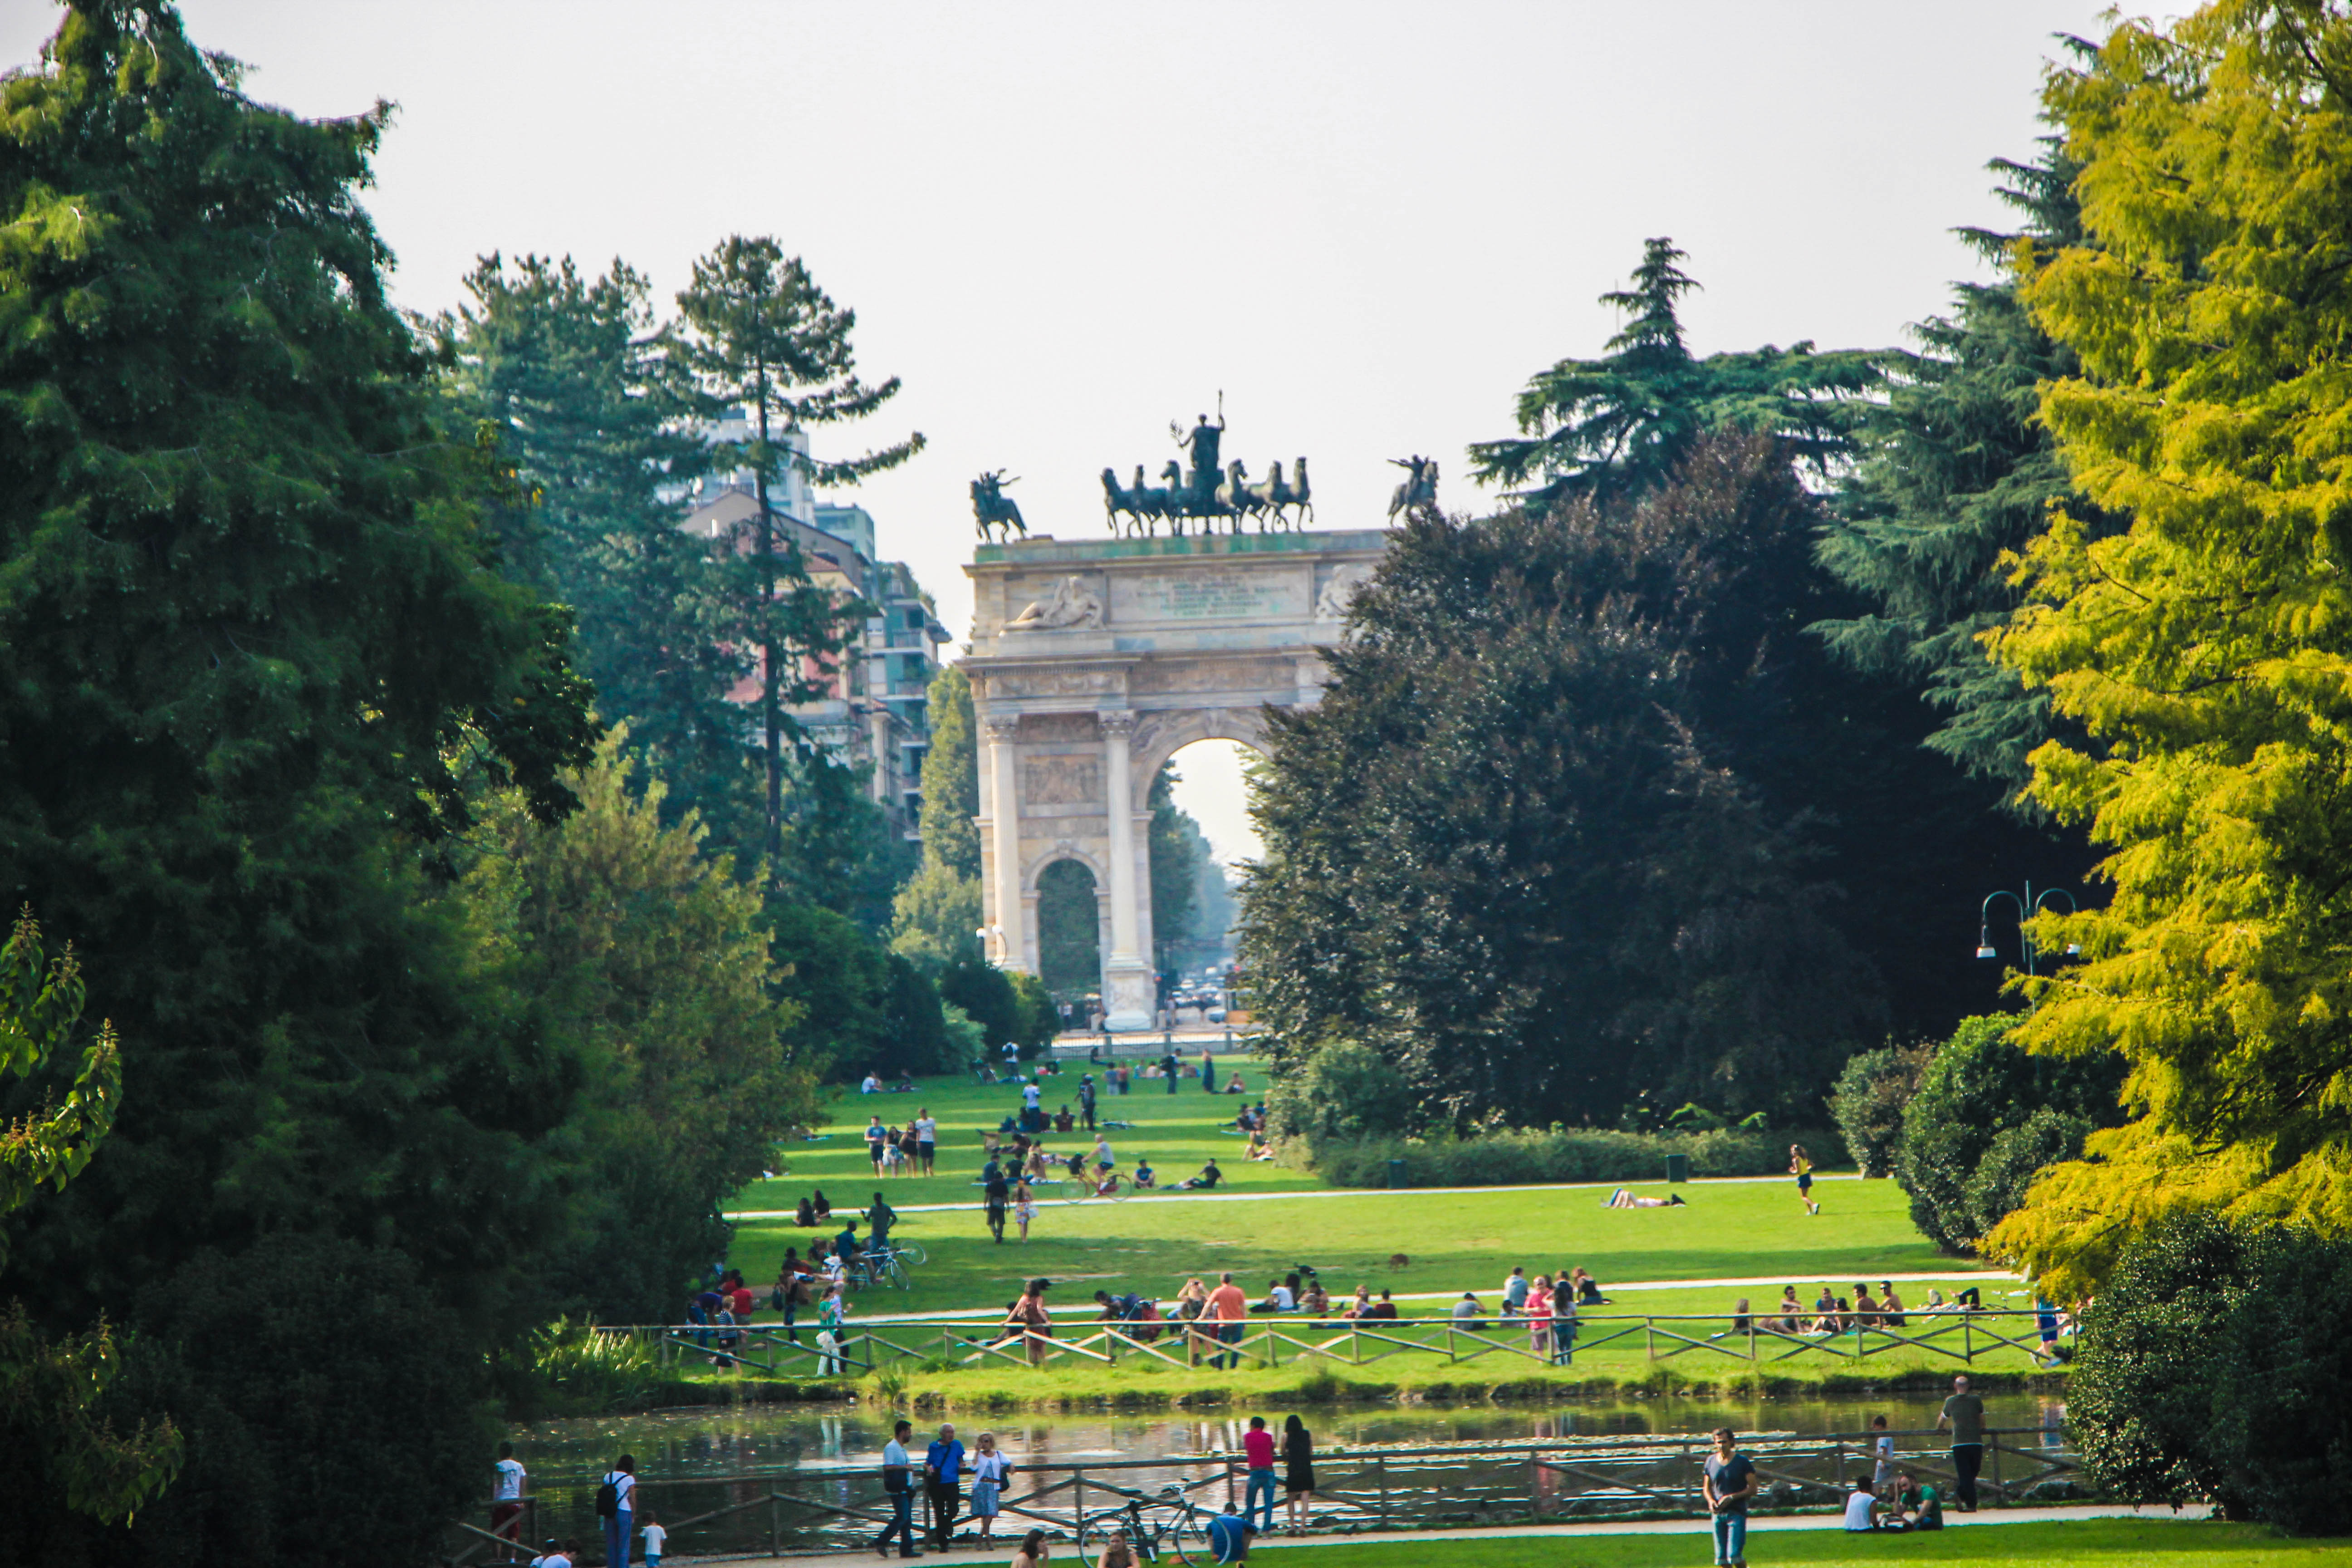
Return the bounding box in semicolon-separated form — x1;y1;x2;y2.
1305;1126;1797;1188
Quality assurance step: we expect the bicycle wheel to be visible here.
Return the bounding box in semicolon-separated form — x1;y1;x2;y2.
1156;1507;1205;1567
883;1255;911;1290
1062;1176;1098;1205
1078;1507;1140;1560
895;1242;929;1265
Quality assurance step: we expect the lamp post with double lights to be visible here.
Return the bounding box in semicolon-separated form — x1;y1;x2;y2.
1976;882;2080;976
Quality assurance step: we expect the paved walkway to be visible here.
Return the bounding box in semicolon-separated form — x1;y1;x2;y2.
670;1502;2215;1563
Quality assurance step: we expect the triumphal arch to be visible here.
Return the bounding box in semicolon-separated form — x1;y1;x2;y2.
964;527;1388;1029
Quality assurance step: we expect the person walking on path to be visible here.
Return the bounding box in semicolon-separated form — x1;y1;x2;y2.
969;1433;1010;1548
915;1109;938;1176
1281;1414;1315;1529
598;1455;638;1568
1789;1143;1819;1215
639;1511;667;1568
1209;1272;1248;1369
874;1418;920;1558
924;1422;965;1550
1078;1076;1098;1132
1241;1416;1278;1531
491;1441;529;1559
1937;1373;1986;1511
1701;1428;1756;1568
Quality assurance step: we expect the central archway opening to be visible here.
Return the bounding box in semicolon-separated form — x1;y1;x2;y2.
1152;739;1261;991
1035;858;1102;996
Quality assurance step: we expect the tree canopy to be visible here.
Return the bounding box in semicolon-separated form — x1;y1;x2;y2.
1984;0;2352;1294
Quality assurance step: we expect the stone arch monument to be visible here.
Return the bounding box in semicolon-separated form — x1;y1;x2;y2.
965;529;1388;1030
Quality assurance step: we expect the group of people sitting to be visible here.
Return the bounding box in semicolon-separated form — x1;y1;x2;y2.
1754;1281;1915;1335
857;1068;918;1094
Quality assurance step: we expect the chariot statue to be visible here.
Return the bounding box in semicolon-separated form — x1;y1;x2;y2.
971;470;1028;542
1098;399;1312;536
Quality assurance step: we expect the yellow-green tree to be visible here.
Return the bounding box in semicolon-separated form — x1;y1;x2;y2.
0;911;180;1524
1989;0;2352;1294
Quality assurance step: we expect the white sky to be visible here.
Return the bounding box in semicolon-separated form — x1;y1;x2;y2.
4;0;2128;862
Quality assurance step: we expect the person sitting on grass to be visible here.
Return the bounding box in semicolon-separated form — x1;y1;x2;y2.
1894;1470;1941;1530
1245;1129;1275;1161
1450;1292;1488;1333
1054;1105;1076;1133
1133;1157;1156;1189
795;1196;816;1228
1178;1157;1224;1191
1842;1477;1881;1532
1224;1071;1247;1094
1205;1501;1255;1564
1854;1283;1881;1330
1880;1281;1907;1328
1298;1277;1330;1317
1771;1285;1802;1333
1603;1188;1686;1208
1570;1267;1609;1306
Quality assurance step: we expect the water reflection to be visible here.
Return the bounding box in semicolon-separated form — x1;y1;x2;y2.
512;1391;2063;1481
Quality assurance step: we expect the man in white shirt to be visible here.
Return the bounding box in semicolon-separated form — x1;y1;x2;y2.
861;1072;881;1093
873;1418;921;1558
491;1441;528;1546
1843;1478;1882;1531
914;1111;938;1176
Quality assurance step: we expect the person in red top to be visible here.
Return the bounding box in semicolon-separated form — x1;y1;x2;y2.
1241;1416;1278;1531
1208;1273;1248;1370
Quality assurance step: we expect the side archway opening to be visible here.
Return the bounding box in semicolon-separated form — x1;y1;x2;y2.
1035;857;1102;997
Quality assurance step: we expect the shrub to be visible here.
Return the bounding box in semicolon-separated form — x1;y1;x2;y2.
1266;1041;1414;1142
1307;1126;1789;1188
1828;1042;1933;1177
2071;1210;2352;1534
512;1318;662;1418
1964;1107;2092;1240
1894;1014;2124;1253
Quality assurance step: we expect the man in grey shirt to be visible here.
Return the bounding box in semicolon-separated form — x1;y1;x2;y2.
1936;1373;1986;1511
1502;1266;1530;1317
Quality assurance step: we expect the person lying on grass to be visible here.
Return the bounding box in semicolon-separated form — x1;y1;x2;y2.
1603;1188;1686;1208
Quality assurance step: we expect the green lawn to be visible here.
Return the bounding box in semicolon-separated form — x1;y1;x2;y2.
1256;1520;2342;1566
725;1064;1997;1322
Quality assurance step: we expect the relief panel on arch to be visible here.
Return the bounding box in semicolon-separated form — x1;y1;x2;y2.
1108;566;1311;625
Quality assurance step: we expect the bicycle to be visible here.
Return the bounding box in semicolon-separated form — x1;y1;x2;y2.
1077;1481;1215;1564
850;1241;921;1291
1062;1167;1136;1205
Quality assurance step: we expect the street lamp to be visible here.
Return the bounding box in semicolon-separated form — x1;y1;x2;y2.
1976;882;2080;975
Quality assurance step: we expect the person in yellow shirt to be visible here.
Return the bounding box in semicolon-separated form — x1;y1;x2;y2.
1790;1144;1819;1215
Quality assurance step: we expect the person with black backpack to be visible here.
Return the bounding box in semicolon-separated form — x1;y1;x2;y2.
873;1417;920;1558
594;1454;637;1568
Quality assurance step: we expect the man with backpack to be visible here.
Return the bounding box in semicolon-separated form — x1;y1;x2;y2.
874;1418;921;1558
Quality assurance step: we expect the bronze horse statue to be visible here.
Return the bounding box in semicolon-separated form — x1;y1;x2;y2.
972;470;1027;542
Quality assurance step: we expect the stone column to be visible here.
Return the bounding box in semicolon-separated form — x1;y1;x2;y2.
983;714;1027;972
1098;711;1154;1031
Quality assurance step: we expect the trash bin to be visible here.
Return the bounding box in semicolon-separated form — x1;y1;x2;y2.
1386;1159;1408;1190
1666;1153;1690;1184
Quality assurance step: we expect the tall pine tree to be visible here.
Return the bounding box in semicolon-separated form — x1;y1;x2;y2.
667;238;922;876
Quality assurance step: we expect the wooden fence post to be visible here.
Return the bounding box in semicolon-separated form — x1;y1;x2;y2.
1990;1433;2005;1506
1963;1318;1973;1363
1526;1451;1541;1520
1074;1468;1088;1533
770;1493;782;1557
1375;1455;1388;1526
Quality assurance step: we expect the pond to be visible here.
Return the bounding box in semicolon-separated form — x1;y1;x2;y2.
470;1392;2068;1561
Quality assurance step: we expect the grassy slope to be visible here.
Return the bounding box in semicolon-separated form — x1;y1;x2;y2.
1256;1521;2336;1567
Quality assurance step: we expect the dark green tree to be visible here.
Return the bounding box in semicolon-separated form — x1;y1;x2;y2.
917;666;980;877
667;237;922;874
441;253;762;848
1814;144;2108;795
0;6;596;1560
1148;764;1210;972
1035;859;1102;995
1244;441;1886;1127
1469;239;1884;509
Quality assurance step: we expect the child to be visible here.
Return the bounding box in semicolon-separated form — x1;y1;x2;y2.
639;1512;667;1568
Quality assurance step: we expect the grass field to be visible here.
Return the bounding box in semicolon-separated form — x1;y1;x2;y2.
727;1062;1998;1320
1252;1520;2344;1566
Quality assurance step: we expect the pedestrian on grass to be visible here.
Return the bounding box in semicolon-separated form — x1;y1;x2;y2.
1011;1278;1053;1365
1241;1416;1278;1530
1209;1273;1247;1368
916;1108;938;1176
1200;1047;1216;1093
984;1159;1010;1244
1936;1373;1985;1510
1701;1428;1756;1568
873;1419;919;1559
1162;1050;1180;1094
867;1116;888;1176
969;1433;1009;1547
1014;1180;1037;1242
1281;1414;1315;1529
1789;1142;1818;1215
924;1422;965;1549
1078;1075;1097;1131
1527;1275;1554;1359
